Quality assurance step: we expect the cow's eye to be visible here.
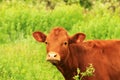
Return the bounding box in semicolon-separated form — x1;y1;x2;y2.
64;41;68;45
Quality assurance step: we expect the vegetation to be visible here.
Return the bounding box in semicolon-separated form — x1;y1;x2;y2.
73;64;95;80
0;0;120;44
0;39;64;80
0;0;120;80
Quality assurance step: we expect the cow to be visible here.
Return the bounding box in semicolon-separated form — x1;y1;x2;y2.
33;27;120;80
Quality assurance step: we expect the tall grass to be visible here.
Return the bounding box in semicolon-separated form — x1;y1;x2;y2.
0;38;64;80
0;1;120;44
0;1;83;43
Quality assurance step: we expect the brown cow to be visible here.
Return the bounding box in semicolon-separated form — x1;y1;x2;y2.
33;27;120;80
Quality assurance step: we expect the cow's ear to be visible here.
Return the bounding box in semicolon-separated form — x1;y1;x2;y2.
33;31;46;42
70;33;86;43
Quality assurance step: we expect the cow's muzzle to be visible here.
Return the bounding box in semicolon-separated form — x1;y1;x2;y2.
46;52;60;64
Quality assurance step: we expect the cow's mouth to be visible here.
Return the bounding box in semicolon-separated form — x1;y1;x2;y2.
47;59;60;65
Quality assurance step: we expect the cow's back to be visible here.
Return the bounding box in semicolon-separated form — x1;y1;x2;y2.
82;40;120;80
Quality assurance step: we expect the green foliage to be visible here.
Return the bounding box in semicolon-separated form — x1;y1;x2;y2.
0;1;120;44
0;1;84;44
73;64;95;80
79;0;92;9
0;39;64;80
70;2;120;39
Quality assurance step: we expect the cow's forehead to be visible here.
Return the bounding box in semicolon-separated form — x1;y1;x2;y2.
46;28;69;41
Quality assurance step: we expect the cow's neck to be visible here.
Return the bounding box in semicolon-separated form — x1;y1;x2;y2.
56;44;86;80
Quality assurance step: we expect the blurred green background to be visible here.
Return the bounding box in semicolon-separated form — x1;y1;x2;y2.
0;0;120;80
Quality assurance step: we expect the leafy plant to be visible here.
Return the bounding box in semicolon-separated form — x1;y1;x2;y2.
73;64;95;80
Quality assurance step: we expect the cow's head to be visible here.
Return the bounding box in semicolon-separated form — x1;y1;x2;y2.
33;27;86;65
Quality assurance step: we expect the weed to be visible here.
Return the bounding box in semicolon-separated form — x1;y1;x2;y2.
73;64;95;80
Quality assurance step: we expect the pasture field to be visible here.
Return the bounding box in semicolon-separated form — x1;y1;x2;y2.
0;1;120;44
0;38;64;80
0;1;120;80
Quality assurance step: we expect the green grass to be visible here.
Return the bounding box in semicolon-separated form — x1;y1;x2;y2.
0;1;120;44
0;38;64;80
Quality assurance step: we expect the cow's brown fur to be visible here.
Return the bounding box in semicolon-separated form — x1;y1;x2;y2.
33;27;120;80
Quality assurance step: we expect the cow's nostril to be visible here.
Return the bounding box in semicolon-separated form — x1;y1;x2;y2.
48;53;57;58
54;54;57;57
48;54;50;57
